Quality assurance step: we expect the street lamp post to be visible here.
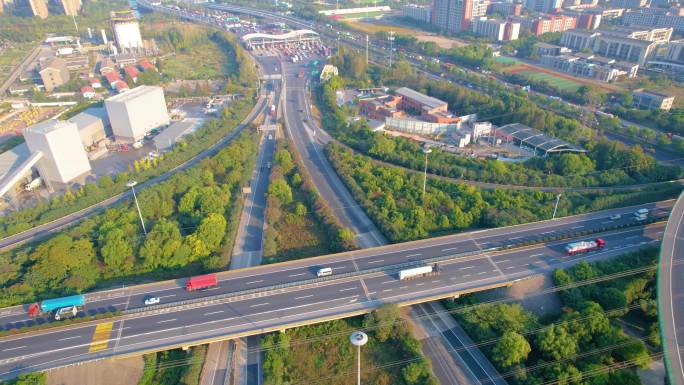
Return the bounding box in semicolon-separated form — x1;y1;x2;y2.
422;147;432;203
350;331;368;385
552;193;562;220
127;180;147;235
388;31;395;68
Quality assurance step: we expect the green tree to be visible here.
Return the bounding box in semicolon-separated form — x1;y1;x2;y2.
100;228;133;274
196;213;227;251
139;219;183;269
269;179;293;204
536;324;577;361
364;304;401;342
491;331;531;368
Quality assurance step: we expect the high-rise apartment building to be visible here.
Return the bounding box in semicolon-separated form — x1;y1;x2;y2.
471;17;521;40
25;0;48;18
524;0;561;13
432;0;486;32
111;9;144;51
50;0;81;16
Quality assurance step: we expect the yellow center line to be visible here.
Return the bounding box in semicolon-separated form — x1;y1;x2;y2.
88;322;114;353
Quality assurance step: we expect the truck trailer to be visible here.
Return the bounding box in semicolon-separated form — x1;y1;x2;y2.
28;294;86;317
564;238;605;255
185;274;218;291
399;264;440;280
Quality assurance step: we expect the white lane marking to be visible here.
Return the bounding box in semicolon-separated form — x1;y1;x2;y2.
2;346;26;352
382;289;392;292
246;280;264;285
367;292;376;295
381;280;394;285
530;253;544;257
463;274;471;277
58;336;81;341
156;319;176;324
571;225;584;229
442;247;459;252
288;273;306;277
459;266;474;270
601;221;612;224
366;259;384;264
249;303;269;308
506;266;515;270
498;259;510;263
405;253;421;258
478;271;487;275
110;302;129;307
159;294;176;299
509;237;522;241
541;231;554;235
295;295;314;300
416;283;425;286
399;286;408;289
339;287;356;292
626;235;640;239
204;311;224;316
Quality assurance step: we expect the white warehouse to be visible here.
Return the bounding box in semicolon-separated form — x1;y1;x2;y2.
105;85;170;142
23;120;91;185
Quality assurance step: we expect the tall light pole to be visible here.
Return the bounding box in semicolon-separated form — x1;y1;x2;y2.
127;180;147;235
552;193;562;220
388;31;395;68
350;331;368;385
365;34;369;66
422;146;432;203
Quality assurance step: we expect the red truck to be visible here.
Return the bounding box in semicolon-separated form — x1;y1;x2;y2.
298;69;305;78
185;274;218;291
564;238;605;255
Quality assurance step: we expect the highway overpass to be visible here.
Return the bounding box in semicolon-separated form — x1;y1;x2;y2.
659;192;684;385
0;201;671;380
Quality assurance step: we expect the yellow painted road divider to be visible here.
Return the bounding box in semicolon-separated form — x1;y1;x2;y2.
89;322;113;353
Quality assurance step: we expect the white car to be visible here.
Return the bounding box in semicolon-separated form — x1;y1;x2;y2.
144;296;160;306
609;214;621;220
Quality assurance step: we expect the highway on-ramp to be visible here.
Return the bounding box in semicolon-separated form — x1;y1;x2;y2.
659;192;684;385
0;201;671;380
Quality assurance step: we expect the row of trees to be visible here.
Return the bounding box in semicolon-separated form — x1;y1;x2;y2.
262;305;437;385
606;104;684;137
0;130;258;307
263;140;355;262
449;249;658;385
325;142;679;242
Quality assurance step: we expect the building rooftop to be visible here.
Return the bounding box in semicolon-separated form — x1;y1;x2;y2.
0;143;29;182
497;123;586;154
68;107;110;129
39;57;67;72
106;85;162;103
26;119;75;135
634;88;674;98
534;42;564;49
395;87;447;111
153;120;198;151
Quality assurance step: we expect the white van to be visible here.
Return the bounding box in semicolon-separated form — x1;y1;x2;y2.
317;267;332;277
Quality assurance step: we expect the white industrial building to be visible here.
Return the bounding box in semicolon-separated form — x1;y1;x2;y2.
67;107;110;149
111;10;143;51
23;120;91;185
105;85;170;142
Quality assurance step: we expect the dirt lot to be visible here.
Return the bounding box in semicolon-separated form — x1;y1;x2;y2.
47;356;144;385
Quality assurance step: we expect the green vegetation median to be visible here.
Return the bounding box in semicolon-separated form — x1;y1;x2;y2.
263;139;356;263
325;142;678;242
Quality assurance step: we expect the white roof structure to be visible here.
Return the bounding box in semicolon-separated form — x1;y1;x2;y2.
242;30;319;45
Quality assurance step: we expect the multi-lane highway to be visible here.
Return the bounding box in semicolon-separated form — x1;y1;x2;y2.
659;192;684;385
0;201;671;379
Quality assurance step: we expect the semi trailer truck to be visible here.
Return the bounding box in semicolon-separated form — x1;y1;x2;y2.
28;294;85;318
564;238;605;255
185;274;218;291
398;264;440;280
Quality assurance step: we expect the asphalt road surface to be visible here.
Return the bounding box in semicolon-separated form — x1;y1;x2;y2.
0;201;670;379
659;192;684;385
